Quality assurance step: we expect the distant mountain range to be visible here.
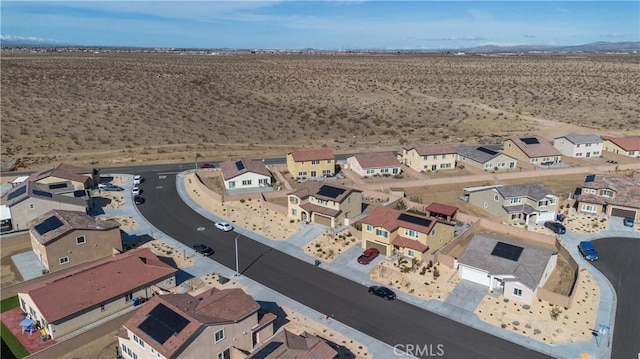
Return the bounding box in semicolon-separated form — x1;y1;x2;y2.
459;41;640;54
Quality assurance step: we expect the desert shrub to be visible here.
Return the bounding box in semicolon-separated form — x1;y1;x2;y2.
512;321;520;326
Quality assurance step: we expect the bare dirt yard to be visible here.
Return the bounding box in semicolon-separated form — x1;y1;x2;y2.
0;233;31;286
303;230;359;262
1;52;638;171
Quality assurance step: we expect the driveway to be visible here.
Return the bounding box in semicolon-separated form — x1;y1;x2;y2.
445;280;488;312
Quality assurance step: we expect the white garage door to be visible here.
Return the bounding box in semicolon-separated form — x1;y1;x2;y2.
459;265;491;287
536;211;556;224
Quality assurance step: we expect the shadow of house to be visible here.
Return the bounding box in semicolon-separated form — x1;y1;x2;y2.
90;196;112;215
121;232;153;250
324;337;356;359
256;301;289;332
174;269;195;285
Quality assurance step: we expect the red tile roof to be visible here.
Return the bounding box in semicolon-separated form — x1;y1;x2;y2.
402;144;457;156
507;136;561;158
426;203;458;217
602;136;640;151
289;149;335;162
248;328;338;359
220;158;271;180
18;248;176;323
364;206;436;234
392;235;429;252
351;151;400;169
125;288;261;359
27;209;120;245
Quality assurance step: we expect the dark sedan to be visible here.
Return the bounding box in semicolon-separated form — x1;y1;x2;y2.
544;221;566;234
368;285;396;300
193;243;214;256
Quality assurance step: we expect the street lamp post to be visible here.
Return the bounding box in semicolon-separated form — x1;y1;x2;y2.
234;235;240;276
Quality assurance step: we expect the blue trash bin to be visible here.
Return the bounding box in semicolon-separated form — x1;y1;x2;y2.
133;298;140;307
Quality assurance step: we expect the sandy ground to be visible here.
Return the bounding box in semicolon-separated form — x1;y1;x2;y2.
137;239;195;269
0;233;31;286
303;230;359;262
99;215;137;232
370;260;460;301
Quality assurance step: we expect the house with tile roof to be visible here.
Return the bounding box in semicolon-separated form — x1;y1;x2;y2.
17;248;176;339
457;233;558;305
360;206;455;260
425;202;458;222
456;144;518;172
502;136;562;166
465;183;559;225
26;163;99;190
28;209;122;273
576;174;639;220
346;151;401;177
602;136;640;158
247;328;338;359
288;181;361;228
553;133;603;158
1;181;90;232
118;288;276;359
220;159;272;190
286;149;336;180
399;144;457;173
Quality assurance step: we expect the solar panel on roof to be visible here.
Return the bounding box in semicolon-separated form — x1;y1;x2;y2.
49;183;67;190
32;189;53;198
73;190;86;197
397;213;432;228
6;186;27;201
491;241;524;262
139;303;189;344
520;137;540;145
585;174;596;183
235;161;245;171
477;147;498;156
34;216;64;235
317;185;346;199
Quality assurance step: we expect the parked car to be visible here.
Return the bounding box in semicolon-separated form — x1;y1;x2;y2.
544;221;566;234
193;243;214;256
132;186;141;195
215;221;234;232
97;182;110;189
103;185;124;192
623;217;635;227
357;248;380;265
133;195;144;205
578;241;598;261
199;163;215;169
368;286;396;300
133;175;142;185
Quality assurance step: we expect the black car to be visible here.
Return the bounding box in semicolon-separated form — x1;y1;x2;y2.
133;195;144;205
544;221;566;234
102;185;124;192
193;243;214;256
368;286;396;300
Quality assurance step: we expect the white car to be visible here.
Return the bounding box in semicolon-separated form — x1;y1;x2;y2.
133;175;142;185
98;182;109;189
132;186;141;195
215;222;234;232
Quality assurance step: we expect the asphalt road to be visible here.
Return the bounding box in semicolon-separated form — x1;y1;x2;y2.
136;171;551;359
589;237;640;359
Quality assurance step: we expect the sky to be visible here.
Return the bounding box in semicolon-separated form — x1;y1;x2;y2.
1;1;638;50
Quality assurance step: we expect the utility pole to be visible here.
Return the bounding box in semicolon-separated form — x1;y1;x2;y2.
234;235;240;276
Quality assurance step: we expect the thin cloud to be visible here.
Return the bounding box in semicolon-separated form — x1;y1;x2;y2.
522;34;536;39
421;36;489;42
605;32;625;39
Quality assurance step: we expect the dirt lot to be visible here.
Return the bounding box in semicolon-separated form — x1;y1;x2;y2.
0;233;31;286
1;52;638;171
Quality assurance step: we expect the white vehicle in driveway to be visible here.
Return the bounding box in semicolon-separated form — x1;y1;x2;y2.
132;186;141;195
215;222;234;232
133;175;142;185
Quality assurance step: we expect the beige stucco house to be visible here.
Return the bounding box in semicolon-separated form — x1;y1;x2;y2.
286;149;336;179
400;144;457;173
503;136;562;166
602;136;640;158
576;174;639;220
456;144;518;172
118;288;276;359
360;206;455;260
28;209;122;273
247;328;338;359
288;181;361;227
17;248;176;339
26;163;99;190
457;233;558;305
466;183;559;224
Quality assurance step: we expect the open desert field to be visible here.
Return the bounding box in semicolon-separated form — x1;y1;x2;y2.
1;51;639;171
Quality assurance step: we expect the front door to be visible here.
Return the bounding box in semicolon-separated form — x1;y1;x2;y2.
431;164;437;171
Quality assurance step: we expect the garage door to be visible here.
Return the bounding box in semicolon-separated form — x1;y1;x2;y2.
610;208;636;219
364;240;388;257
313;214;333;226
459;265;491;287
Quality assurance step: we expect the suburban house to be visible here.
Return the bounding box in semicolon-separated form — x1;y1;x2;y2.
425;202;458;222
465;183;559;225
456;144;518;172
17;248;176;339
346;151;402;177
118;288;276;359
399;144;457;173
457;233;558;305
602;136;640;158
553;133;603;158
247;328;338;359
220;159;272;190
26;163;99;190
286;149;336;179
576;174;640;220
502;136;562;166
288;181;361;227
1;181;90;232
28;209;122;273
360;206;455;260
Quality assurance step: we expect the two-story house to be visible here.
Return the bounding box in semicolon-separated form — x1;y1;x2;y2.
456;144;518;172
26;163;99;190
118;288;276;359
247;328;338;358
17;248;176;339
28;209;122;273
602;136;640;158
286;149;336;179
553;133;603;158
503;136;562;166
399;144;457;173
346;151;402;177
466;183;559;224
360;206;455;260
220;159;272;190
288;181;361;227
576;174;639;220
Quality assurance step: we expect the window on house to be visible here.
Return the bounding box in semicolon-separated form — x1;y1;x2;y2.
581;204;597;213
365;224;373;232
404;229;419;238
599;189;613;197
498;162;505;167
29;203;35;210
513;288;523;297
375;229;388;238
509;197;522;204
217;349;231;359
298;171;307;177
430;228;436;236
407;249;415;258
317;199;328;205
576;153;582;157
322;169;331;175
494;194;499;202
125;293;133;302
532;158;538;162
327;160;332;164
511;213;522;220
291;209;297;216
483;201;488;208
258;178;268;185
381;168;389;173
290;197;298;204
59;257;69;265
100;304;106;312
241;180;252;186
215;328;225;343
311;160;320;165
538;200;548;207
440;163;451;169
549;197;557;205
133;334;145;348
366;169;374;174
76;236;86;245
310;171;317;177
228;181;235;189
442;154;447;159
